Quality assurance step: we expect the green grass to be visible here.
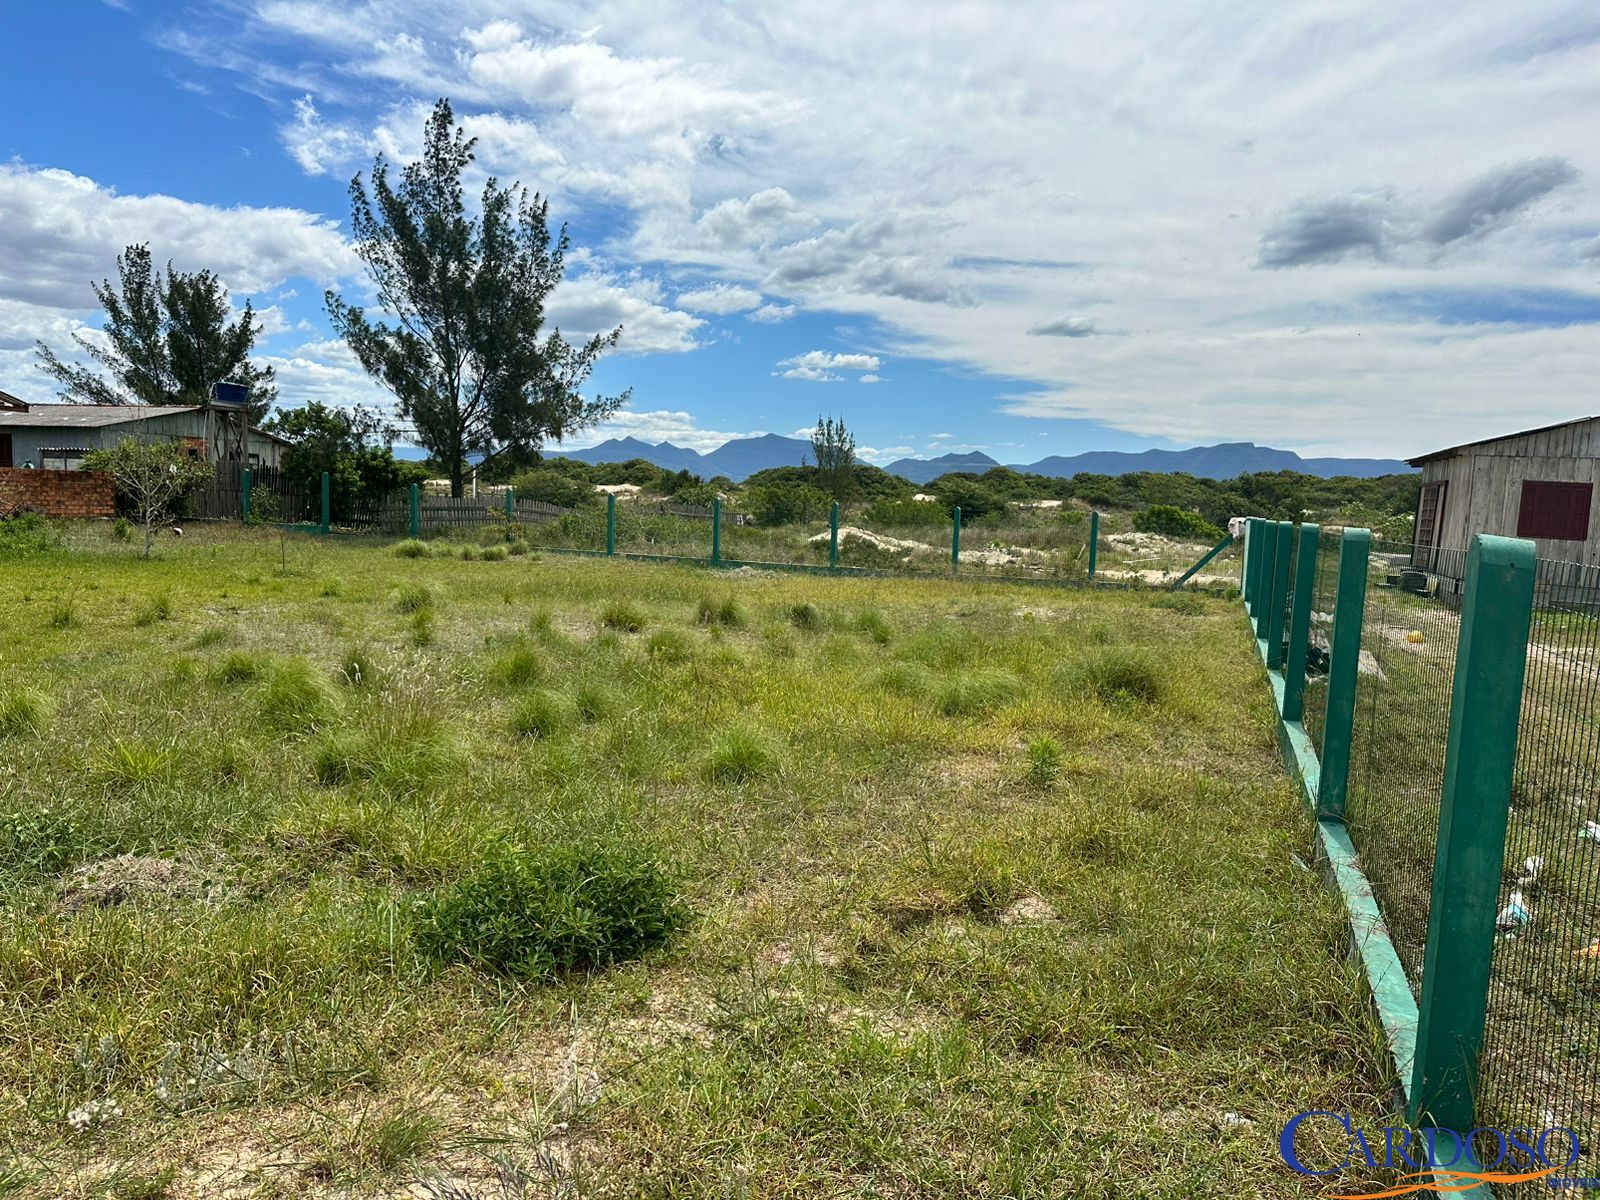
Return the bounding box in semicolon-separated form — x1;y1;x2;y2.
0;523;1387;1197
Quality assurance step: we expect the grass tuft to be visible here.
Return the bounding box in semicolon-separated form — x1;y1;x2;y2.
210;650;267;686
600;600;647;632
132;595;174;626
491;644;544;688
853;609;893;644
480;544;509;562
934;669;1021;716
394;584;435;614
646;629;693;663
414;844;687;978
393;539;431;559
257;660;341;733
696;594;747;628
787;601;822;631
1061;646;1166;704
1026;736;1063;786
0;686;52;738
706;724;781;782
509;689;578;739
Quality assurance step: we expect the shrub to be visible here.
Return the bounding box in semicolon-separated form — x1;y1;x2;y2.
787;602;822;631
695;594;747;628
0;686;52;738
933;477;1006;521
1133;505;1223;542
1062;646;1166;704
0;805;80;873
111;517;133;542
393;584;434;614
509;689;578;739
458;544;480;562
393;539;431;559
414;844;687;978
1026;736;1063;786
706;725;781;782
859;498;942;529
934;669;1021;716
480;544;509;562
600;600;647;632
257;660;341;733
0;514;58;559
507;468;592;509
745;481;829;527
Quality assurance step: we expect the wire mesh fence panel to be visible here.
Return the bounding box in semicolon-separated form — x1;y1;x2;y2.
847;506;953;576
511;499;598;552
955;508;1094;582
720;510;829;567
1479;556;1600;1191
1299;526;1346;754
1342;539;1465;985
609;501;718;559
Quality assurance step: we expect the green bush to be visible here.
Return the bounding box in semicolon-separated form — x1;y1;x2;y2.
859;498;942;529
393;539;431;559
480;544;509;562
1061;646;1166;704
1133;505;1223;542
394;584;434;614
934;669;1021;716
1026;736;1062;786
257;660;341;733
507;468;592;509
933;477;1006;521
600;600;647;632
0;806;81;873
509;689;578;739
414;845;687;978
745;481;829;528
787;602;822;631
706;725;782;782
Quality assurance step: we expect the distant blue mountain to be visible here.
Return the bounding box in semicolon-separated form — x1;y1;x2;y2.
548;435;1411;483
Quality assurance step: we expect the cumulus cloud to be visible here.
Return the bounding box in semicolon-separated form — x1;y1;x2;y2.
693;188;816;250
559;408;765;453
763;215;968;305
1256;194;1392;268
549;270;705;354
1423;156;1580;246
674;283;763;314
747;303;797;324
774;349;881;382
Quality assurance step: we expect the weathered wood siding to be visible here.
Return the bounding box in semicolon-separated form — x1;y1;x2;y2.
1420;418;1600;575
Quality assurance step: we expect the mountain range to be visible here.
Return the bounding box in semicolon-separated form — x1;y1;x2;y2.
551;435;1412;483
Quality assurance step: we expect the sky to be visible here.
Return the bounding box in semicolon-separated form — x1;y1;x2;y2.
3;2;1600;465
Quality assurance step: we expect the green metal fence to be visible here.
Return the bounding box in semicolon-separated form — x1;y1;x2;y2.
1243;517;1600;1191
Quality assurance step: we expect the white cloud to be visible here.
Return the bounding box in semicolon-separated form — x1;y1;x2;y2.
747;302;797;324
858;373;881;383
550;269;705;354
674;283;763;314
283;94;373;176
559;408;765;453
775;349;882;381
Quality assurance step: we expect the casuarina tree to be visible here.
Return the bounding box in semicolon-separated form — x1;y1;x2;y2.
810;416;857;502
326;98;626;497
36;244;277;420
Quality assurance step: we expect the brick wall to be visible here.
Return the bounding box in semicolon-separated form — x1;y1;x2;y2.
0;468;116;518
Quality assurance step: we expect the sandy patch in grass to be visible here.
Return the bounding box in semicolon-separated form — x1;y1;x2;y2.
56;854;217;911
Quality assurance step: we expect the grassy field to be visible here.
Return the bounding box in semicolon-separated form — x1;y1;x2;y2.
0;524;1384;1198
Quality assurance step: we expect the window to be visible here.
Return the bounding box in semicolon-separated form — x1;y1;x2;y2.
1517;480;1592;541
39;446;89;471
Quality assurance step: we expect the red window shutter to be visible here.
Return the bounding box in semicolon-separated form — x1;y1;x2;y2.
1518;481;1592;540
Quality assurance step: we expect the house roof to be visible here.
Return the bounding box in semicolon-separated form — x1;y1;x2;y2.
0;389;27;411
1407;414;1600;467
0;403;201;429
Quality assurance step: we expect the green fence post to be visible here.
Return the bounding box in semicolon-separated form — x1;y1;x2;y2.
1239;517;1251;595
241;468;252;526
408;483;420;539
1265;520;1294;669
1253;520;1279;642
505;487;515;518
1246;518;1266;614
1408;534;1535;1132
1088;511;1099;580
319;471;331;534
1282;524;1320;721
1315;528;1371;821
952;506;962;576
829;502;840;571
711;497;722;566
606;493;617;555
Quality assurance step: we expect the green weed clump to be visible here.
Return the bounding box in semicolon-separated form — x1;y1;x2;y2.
696;595;747;628
1026;736;1063;786
853;610;893;644
0;686;52;738
646;629;693;663
409;609;436;648
414;844;688;978
393;539;431;560
934;669;1021;716
509;689;578;739
45;600;79;630
210;650;267;686
311;723;460;795
0;514;57;558
0;806;81;873
1150;592;1207;616
132;595;174;626
1063;646;1166;704
480;544;509;562
491;645;544;688
257;660;341;733
507;539;530;557
706;725;782;782
393;584;434;614
787;601;822;631
458;544;480;562
600;600;647;632
339;648;378;688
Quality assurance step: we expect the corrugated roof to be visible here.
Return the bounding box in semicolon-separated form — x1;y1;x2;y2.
0;403;201;429
1407;414;1600;467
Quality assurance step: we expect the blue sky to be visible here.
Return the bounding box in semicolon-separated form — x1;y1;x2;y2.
3;2;1600;462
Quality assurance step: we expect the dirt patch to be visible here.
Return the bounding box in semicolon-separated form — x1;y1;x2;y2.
997;895;1059;926
1097;568;1234;587
57;854;213;911
810;526;933;555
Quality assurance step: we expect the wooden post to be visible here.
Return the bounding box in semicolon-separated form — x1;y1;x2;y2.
319;471;331;534
1408;534;1535;1131
711;497;722;565
1265;520;1294;669
1087;511;1099;579
1315;528;1371;821
829;502;840;571
606;493;617;555
951;506;962;576
241;468;252;526
1282;523;1320;722
408;483;420;539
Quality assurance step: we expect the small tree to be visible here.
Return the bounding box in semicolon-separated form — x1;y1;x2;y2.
83;438;212;558
261;402;425;523
810;416;856;502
